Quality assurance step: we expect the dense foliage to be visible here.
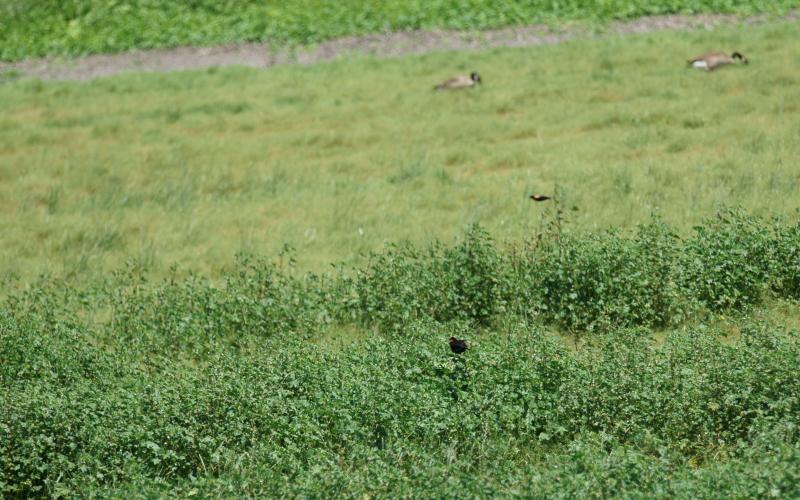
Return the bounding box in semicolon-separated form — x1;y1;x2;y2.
2;209;800;496
2;0;798;60
344;209;798;332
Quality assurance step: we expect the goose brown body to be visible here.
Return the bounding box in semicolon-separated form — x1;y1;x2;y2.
435;72;482;90
688;51;748;71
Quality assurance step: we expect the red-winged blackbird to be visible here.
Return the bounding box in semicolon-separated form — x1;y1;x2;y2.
449;337;468;354
529;194;551;202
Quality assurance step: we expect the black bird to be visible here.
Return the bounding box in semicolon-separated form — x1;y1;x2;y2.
449;337;468;354
529;194;551;202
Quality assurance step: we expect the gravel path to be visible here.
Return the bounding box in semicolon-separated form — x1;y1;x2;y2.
1;12;795;81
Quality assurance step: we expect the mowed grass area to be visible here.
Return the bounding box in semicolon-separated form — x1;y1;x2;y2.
1;21;800;282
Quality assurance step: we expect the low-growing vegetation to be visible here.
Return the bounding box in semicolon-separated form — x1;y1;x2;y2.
47;208;796;343
2;0;799;61
2;209;800;496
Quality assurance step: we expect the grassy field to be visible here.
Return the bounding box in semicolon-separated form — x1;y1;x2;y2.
1;21;800;283
3;18;800;498
2;0;798;60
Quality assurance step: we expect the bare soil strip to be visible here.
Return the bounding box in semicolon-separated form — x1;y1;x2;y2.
1;12;796;81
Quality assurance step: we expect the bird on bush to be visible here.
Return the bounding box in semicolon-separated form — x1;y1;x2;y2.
688;51;748;71
449;337;468;354
434;72;482;90
529;194;551;202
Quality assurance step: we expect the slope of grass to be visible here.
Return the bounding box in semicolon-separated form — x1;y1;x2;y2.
2;21;800;283
3;19;800;496
1;0;798;61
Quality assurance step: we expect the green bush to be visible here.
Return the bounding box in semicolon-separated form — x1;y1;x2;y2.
2;0;798;60
770;218;800;299
347;225;505;332
681;210;774;311
106;257;329;358
0;312;107;387
529;220;687;331
118;209;799;335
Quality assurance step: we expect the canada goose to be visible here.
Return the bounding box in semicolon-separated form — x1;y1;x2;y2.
688;52;748;71
448;337;468;354
434;72;482;90
529;194;551;202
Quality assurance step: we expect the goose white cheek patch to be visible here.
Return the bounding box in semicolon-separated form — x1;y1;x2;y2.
692;61;708;69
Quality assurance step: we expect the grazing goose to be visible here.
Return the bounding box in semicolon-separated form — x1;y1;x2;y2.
434;72;482;90
448;337;468;354
529;194;551;202
688;52;748;71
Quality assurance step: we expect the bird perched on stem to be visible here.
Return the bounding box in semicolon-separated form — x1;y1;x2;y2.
688;52;748;71
529;194;551;202
448;337;468;354
434;72;482;90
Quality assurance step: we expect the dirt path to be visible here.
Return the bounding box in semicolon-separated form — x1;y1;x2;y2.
1;12;795;81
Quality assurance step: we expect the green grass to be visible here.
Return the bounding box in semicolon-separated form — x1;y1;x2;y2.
2;0;798;61
2;21;800;283
3;20;800;496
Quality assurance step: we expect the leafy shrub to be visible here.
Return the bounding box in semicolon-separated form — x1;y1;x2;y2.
440;225;507;325
528;220;687;331
106;257;329;357
346;242;450;332
0;313;106;388
348;225;505;332
92;210;800;339
681;209;774;311
770;218;800;299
